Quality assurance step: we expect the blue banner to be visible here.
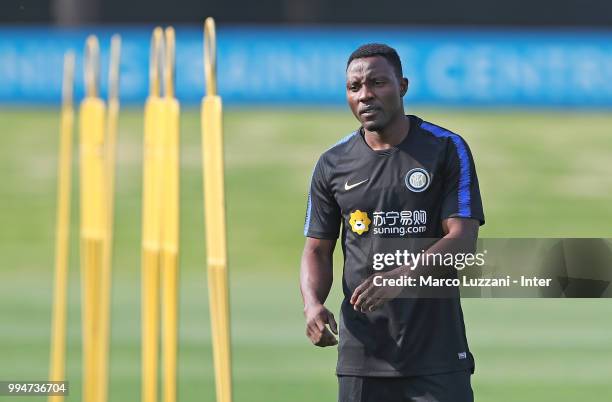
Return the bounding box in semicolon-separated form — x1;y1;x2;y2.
1;26;612;106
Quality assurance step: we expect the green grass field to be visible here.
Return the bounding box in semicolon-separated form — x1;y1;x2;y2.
1;107;611;401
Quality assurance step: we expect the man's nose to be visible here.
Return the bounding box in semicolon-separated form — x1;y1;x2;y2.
358;85;374;102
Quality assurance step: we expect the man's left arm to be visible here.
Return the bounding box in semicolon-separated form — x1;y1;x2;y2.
351;218;479;312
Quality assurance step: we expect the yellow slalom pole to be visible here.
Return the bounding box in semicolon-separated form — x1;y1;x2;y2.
49;51;75;402
80;35;107;402
202;17;233;402
161;26;180;402
142;27;164;402
97;34;121;402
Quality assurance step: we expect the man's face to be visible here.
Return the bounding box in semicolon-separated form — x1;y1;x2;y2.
346;56;408;131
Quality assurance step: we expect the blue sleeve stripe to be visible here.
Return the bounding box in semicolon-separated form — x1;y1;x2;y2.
303;175;314;235
303;131;357;236
420;121;471;217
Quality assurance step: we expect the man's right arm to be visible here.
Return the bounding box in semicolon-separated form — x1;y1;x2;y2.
300;237;338;347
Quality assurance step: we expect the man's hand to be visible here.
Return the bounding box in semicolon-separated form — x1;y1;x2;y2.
304;303;338;347
350;269;406;313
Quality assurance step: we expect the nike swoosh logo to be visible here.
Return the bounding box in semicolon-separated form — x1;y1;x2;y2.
344;178;369;191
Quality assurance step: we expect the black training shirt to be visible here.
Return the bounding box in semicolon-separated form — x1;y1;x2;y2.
303;115;485;377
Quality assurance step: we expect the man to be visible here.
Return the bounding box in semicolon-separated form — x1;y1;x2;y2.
300;43;485;402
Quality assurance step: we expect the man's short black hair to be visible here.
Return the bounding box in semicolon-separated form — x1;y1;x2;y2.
347;43;403;79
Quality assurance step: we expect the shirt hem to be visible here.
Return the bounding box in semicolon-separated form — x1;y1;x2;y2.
442;213;485;226
336;364;474;378
305;231;339;240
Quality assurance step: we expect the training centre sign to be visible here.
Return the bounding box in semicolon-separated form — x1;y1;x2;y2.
1;26;612;106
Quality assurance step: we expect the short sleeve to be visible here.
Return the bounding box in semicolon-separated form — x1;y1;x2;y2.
303;156;341;239
440;137;485;225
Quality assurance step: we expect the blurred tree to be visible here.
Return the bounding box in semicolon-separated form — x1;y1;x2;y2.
53;0;99;25
1;0;51;23
282;0;327;22
2;0;612;27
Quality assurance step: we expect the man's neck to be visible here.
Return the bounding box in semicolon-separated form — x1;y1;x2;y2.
363;114;411;151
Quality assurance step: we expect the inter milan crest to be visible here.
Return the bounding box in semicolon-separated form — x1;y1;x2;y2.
405;168;431;192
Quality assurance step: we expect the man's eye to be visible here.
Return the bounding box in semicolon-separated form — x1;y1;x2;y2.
375;80;385;86
349;85;359;91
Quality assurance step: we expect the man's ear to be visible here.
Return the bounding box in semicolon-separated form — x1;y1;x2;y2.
400;78;409;97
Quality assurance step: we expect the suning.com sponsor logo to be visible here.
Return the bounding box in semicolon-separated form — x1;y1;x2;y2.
371;210;427;235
